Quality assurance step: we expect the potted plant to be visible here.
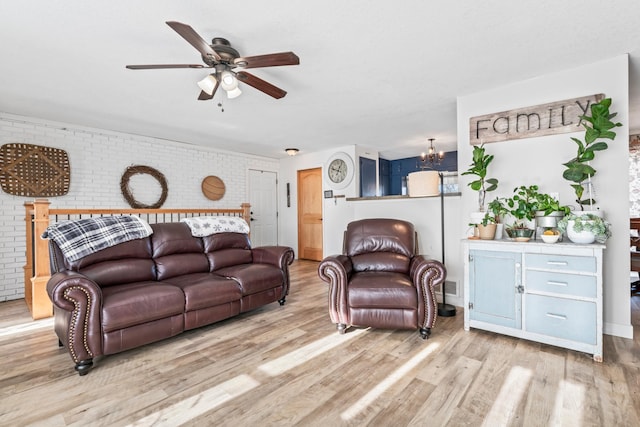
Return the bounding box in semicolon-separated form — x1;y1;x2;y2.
477;212;497;240
462;144;499;212
534;192;570;233
562;97;621;211
488;197;509;239
557;212;611;244
505;185;539;241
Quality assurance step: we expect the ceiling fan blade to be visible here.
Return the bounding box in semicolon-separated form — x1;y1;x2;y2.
197;79;219;100
236;71;287;99
126;64;206;70
198;90;214;100
165;21;221;61
234;52;300;69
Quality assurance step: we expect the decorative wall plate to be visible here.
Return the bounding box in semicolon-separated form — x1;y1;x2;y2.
0;143;70;197
201;175;226;201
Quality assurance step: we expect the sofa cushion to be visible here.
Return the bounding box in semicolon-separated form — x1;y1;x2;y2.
151;223;210;279
215;264;284;295
61;238;156;287
161;273;243;311
81;258;157;288
154;253;210;280
101;281;185;332
345;219;414;273
350;253;411;274
151;223;203;257
347;271;417;309
203;233;253;270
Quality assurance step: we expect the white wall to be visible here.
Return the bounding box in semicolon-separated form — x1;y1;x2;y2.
457;54;632;338
278;145;464;306
0;112;278;302
278;145;358;257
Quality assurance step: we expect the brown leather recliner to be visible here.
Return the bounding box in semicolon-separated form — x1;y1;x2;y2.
317;218;446;339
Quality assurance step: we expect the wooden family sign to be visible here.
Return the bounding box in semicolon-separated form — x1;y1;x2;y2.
469;93;604;145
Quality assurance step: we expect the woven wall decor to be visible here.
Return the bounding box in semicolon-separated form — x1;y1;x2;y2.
201;175;226;201
0;143;70;197
120;165;168;209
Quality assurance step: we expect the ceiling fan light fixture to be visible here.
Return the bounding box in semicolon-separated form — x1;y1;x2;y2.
220;71;239;90
197;74;218;95
226;87;242;99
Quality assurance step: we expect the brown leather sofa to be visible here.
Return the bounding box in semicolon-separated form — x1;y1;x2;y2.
46;222;294;376
318;218;446;338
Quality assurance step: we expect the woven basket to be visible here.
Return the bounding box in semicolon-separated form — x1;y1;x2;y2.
0;143;70;197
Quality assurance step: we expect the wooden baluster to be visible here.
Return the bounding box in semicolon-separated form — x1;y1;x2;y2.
23;201;34;316
30;199;53;319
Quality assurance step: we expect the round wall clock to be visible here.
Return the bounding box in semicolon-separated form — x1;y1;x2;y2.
325;152;354;190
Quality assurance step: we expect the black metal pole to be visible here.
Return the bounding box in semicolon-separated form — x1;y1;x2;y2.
438;172;456;317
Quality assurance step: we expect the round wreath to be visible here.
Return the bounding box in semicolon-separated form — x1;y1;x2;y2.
120;165;168;209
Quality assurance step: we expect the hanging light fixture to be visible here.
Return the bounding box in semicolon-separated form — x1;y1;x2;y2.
418;138;445;169
197;74;218;96
220;71;242;99
285;148;299;156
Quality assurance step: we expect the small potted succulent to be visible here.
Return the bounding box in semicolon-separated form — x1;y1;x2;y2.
557;213;611;244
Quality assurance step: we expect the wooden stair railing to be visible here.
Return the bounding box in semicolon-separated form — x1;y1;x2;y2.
23;199;251;320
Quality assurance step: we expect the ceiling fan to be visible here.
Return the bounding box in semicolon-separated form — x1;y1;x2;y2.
126;21;300;100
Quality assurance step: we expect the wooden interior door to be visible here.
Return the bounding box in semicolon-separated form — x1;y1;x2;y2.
297;168;323;261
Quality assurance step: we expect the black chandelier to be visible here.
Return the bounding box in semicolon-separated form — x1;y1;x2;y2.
418;138;445;169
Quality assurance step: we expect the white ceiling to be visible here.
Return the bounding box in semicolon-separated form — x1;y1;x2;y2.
1;1;640;160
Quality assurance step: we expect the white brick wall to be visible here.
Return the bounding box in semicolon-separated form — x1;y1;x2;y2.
0;112;279;301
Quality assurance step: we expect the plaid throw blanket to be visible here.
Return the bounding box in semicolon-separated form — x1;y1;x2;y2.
42;216;153;262
181;216;249;237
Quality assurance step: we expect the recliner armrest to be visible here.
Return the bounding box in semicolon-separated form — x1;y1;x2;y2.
318;255;353;325
410;255;447;329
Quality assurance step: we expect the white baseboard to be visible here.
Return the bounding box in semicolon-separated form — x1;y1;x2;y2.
603;322;634;339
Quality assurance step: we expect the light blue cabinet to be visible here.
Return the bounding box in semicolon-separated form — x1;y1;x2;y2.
468;250;521;329
463;240;604;362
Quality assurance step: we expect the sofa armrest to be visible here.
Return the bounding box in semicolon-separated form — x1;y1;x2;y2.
251;246;295;270
46;271;103;364
252;246;295;297
318;255;353;326
410;255;446;330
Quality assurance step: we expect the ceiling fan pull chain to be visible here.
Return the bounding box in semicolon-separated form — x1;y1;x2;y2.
218;101;224;112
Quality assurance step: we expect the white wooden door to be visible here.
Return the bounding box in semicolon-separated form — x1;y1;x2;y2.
248;169;278;246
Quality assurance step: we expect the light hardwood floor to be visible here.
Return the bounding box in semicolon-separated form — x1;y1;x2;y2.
1;260;639;426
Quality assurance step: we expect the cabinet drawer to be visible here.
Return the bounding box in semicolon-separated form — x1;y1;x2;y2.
525;294;596;344
525;253;596;273
525;270;596;298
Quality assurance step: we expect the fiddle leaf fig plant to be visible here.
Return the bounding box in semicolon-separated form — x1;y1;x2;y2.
462;144;499;212
563;97;621;210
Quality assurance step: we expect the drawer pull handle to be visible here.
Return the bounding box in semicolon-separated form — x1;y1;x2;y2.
546;313;567;320
547;280;568;287
547;261;568;266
